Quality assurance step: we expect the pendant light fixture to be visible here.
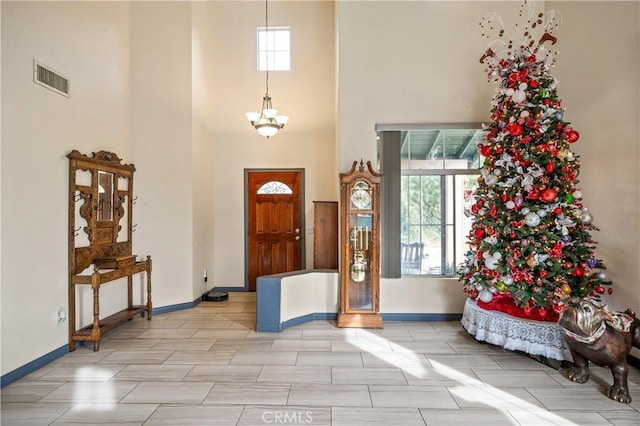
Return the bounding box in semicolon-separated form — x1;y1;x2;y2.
246;0;289;138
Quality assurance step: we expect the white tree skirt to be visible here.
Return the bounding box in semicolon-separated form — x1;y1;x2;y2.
461;298;572;362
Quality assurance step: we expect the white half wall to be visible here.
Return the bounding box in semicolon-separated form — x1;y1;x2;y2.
281;272;339;322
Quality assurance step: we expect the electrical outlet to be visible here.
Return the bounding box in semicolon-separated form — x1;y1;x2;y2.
203;269;208;282
57;309;67;326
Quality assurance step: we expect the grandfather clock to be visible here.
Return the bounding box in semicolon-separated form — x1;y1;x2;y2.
337;160;383;328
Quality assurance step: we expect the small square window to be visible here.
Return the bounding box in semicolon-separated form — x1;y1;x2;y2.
257;27;290;71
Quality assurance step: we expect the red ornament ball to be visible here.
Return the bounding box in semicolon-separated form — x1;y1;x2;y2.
608;287;613;295
546;161;555;173
567;130;580;143
481;146;492;157
529;79;539;88
596;285;605;294
474;228;485;239
541;189;557;203
509;125;523;137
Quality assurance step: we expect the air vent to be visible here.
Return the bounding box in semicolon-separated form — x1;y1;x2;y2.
33;60;70;97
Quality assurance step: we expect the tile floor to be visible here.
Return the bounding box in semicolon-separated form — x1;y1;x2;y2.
2;292;639;425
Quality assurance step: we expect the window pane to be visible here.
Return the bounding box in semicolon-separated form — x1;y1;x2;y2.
420;176;441;225
422;225;442;274
257;27;290;71
273;51;290;71
258;51;268;72
257;181;292;194
401;128;483;170
274;30;290;50
386;125;482;277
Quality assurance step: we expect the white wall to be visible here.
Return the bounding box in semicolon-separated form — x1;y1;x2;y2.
281;272;339;322
549;1;640;314
130;2;195;308
1;1;131;374
2;0;638;377
191;2;216;298
337;0;639;315
336;1;520;313
209;1;337;287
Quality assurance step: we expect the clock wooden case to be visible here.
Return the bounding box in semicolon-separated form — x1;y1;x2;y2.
337;160;383;328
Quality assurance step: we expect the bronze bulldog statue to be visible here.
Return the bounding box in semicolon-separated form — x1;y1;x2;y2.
558;297;640;403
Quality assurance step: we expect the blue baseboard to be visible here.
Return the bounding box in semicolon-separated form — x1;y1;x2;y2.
152;298;201;315
281;313;338;330
382;313;462;322
1;344;69;388
205;286;247;293
1;297;204;389
264;312;463;333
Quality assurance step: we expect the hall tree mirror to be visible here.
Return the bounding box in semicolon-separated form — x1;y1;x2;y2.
67;150;152;351
97;170;114;222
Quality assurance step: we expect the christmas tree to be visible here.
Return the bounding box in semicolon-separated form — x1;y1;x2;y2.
458;3;611;321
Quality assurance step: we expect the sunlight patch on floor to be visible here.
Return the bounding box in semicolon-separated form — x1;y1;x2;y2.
349;329;579;426
347;330;428;377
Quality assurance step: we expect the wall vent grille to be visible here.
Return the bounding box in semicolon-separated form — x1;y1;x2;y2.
33;60;70;97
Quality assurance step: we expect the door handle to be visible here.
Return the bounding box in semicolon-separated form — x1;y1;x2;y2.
295;228;300;233
295;236;300;240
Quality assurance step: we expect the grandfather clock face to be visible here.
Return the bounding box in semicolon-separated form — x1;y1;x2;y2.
350;181;372;210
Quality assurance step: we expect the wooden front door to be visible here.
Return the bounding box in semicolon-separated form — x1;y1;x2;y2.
247;170;303;291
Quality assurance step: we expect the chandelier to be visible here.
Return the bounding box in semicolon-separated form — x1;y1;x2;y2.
246;0;288;138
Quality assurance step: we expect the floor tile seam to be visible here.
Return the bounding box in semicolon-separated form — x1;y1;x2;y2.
506;408;615;424
29;381;70;403
179;364;199;381
49;401;97;425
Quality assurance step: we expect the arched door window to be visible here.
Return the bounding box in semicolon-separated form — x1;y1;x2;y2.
257;181;292;194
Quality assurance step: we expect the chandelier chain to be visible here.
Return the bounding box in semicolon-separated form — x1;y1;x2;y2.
265;0;269;95
245;0;287;138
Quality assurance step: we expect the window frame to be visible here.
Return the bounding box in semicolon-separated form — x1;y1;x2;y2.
257;26;291;72
377;124;484;278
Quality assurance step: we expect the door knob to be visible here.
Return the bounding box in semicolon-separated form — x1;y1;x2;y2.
295;236;300;240
295;228;300;233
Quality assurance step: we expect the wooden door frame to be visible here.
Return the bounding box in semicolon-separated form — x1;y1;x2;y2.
244;168;306;290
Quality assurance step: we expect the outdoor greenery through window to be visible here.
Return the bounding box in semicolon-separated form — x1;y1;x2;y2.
378;126;484;277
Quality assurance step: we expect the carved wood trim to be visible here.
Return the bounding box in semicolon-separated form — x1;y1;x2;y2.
74;241;133;274
77;190;94;241
67;149;136;173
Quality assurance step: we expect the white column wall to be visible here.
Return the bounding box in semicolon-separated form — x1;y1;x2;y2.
130;2;195;308
1;2;131;374
191;2;217;298
209;1;337;287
